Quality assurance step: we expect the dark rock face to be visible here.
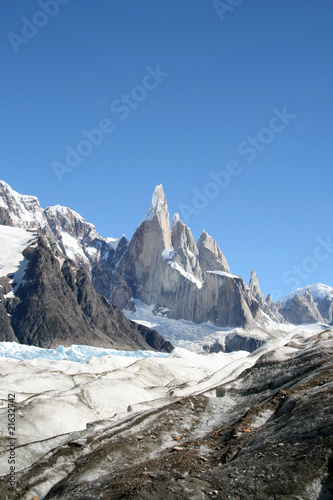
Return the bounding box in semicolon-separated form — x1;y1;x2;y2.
6;334;332;500
0;207;14;226
224;332;266;353
0;277;19;342
5;235;173;352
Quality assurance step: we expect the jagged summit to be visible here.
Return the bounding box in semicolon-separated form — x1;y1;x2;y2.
0;179;46;229
152;184;167;211
46;204;86;221
0;181;265;329
197;229;230;274
145;184;168;219
3;180;331;330
280;283;333;305
249;270;265;303
172;212;180;226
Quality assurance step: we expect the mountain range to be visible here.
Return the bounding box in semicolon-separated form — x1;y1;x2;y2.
0;179;332;351
0;180;333;499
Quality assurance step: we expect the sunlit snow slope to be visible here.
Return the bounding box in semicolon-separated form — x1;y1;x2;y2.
0;225;37;291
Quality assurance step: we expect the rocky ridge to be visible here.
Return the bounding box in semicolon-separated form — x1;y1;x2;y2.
278;284;333;326
1;180;332;332
0;229;173;352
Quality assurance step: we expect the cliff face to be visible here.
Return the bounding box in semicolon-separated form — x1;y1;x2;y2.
197;229;230;274
11;179;332;331
110;185;264;328
0;230;173;352
0;180;272;329
3;180;333;330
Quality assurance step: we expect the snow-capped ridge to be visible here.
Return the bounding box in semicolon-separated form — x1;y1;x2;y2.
105;235;127;250
0;180;46;229
46;204;86;222
280;283;333;305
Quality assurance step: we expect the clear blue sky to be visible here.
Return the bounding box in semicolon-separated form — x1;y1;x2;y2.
1;0;332;300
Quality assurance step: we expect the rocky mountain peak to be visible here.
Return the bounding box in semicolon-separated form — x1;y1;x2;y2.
143;184;172;250
249;270;266;304
266;294;273;307
171;213;201;278
197;230;230;273
0;180;46;229
279;291;324;324
152;184;167;212
278;284;333;325
172;212;180;227
45;204;99;241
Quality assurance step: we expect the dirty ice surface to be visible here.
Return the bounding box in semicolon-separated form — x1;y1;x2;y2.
0;323;330;473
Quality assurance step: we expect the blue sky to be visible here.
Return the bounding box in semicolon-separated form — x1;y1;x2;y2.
1;0;332;299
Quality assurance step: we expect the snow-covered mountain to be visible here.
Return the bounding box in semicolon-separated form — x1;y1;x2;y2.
0;181;271;329
280;283;333;304
0;224;173;352
1;181;333;499
278;284;333;325
1;179;332;353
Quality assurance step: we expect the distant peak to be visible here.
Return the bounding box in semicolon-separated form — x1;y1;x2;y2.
172;212;180;226
0;180;38;202
46;204;84;221
144;185;169;223
250;270;259;285
0;180;11;189
198;229;212;242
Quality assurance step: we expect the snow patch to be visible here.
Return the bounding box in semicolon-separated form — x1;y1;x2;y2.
60;232;88;262
186;247;195;259
85;246;98;257
0;181;46;228
206;270;239;279
0;225;37;290
152;184;165;211
124;299;231;351
251;408;274;429
105;236;124;250
161;248;176;260
170;262;203;289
